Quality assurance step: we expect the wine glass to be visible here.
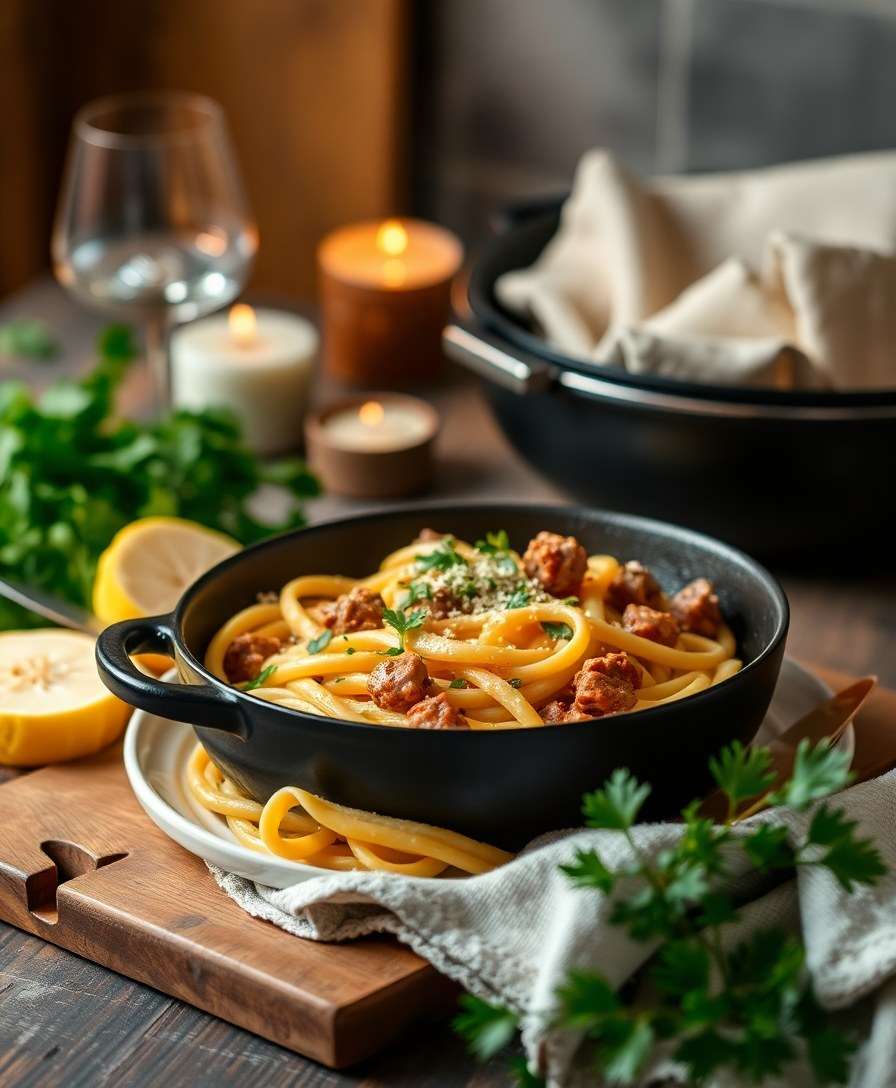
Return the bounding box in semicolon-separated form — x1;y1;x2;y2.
53;91;258;408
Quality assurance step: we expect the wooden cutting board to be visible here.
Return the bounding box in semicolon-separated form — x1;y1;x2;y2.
0;665;893;1069
0;742;454;1069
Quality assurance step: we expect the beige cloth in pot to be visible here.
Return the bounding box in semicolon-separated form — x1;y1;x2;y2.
496;150;896;389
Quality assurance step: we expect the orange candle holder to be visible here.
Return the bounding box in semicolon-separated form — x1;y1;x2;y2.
318;218;463;387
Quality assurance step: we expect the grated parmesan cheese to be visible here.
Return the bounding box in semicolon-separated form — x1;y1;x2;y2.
408;554;550;617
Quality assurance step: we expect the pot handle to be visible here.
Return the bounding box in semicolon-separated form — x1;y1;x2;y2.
95;614;249;738
443;322;554;394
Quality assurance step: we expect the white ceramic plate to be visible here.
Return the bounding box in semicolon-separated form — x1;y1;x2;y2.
123;658;850;890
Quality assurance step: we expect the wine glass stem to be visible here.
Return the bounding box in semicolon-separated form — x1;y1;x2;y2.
145;315;171;411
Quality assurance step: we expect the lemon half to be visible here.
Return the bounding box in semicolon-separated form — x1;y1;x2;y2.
0;629;130;766
93;516;240;623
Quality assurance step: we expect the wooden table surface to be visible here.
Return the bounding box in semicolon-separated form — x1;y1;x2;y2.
1;280;894;1087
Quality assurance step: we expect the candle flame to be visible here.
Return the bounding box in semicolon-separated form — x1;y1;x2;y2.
358;400;385;427
376;220;408;258
229;304;257;347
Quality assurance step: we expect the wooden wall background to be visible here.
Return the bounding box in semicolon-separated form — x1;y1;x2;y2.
0;0;408;300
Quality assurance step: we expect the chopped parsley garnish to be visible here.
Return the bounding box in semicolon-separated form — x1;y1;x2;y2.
508;678;522;689
475;529;510;554
475;529;517;574
382;607;428;652
241;664;277;691
459;581;478;599
542;621;574;641
561;596;580;606
378;646;404;657
345;646;356;655
416;537;468;572
449;678;468;689
307;629;333;654
400;580;432;608
505;585;530;609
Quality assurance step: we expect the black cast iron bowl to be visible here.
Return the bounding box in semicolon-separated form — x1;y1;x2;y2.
445;201;896;562
95;503;788;849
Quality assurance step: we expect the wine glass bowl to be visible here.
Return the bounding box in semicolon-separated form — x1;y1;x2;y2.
53;91;257;402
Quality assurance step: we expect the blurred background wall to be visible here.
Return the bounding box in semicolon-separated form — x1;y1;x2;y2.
2;0;895;301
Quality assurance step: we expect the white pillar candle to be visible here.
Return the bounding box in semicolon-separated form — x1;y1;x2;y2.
171;305;318;455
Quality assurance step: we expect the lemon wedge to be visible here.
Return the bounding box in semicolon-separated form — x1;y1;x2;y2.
0;629;130;766
93;516;239;624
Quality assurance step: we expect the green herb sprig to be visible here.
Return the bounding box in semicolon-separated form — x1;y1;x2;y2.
505;586;530;609
415;537;468;573
0;326;319;629
307;629;333;654
475;528;518;574
400;580;433;608
381;607;427;654
542;621;573;641
241;664;277;691
455;739;885;1086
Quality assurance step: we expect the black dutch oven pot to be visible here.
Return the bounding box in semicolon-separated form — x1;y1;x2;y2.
96;503;788;849
445;202;896;562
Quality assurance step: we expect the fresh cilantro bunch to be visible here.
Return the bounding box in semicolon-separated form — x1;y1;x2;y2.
0;325;319;629
456;739;885;1086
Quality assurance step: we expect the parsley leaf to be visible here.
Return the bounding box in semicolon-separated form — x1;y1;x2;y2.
448;678;468;689
475;529;510;554
415;537;467;572
582;769;651;831
505;585;530;609
743;824;794;871
771;739;853;810
557;970;620;1028
453;995;518;1061
345;646;357;656
400;580;432;608
542;621;573;641
709;741;776;816
653;941;710;996
805;804;886;890
475;529;518;573
241;664;277;691
559;848;615;893
599;1018;655;1085
378;647;404;657
561;596;580;606
382;607;428;651
307;629;333;654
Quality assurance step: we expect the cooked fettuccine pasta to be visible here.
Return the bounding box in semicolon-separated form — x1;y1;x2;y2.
191;527;740;873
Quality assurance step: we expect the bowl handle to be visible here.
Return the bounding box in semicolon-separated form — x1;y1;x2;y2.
95;615;249;738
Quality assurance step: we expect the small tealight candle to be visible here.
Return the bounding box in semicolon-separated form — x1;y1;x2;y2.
305;393;439;498
171;305;318;454
318;218;463;386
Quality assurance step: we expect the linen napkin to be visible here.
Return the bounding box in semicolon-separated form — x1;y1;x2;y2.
213;769;896;1087
495;150;896;390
